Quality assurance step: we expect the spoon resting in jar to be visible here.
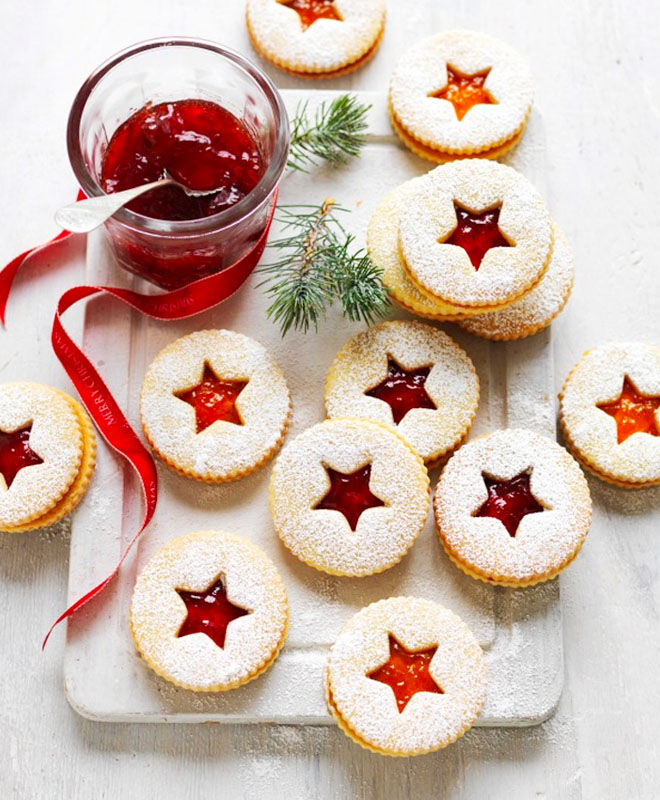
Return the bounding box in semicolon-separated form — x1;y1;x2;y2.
54;173;222;233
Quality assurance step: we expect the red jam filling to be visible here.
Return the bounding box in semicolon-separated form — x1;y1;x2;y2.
429;66;495;121
285;0;341;31
476;470;544;537
101;99;265;221
444;203;511;270
176;575;250;650
0;425;44;489
597;376;660;444
175;364;248;433
367;634;442;713
365;356;437;425
314;464;385;531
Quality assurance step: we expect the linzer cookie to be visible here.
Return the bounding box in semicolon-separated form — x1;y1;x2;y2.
246;0;386;78
140;330;291;483
434;429;592;587
559;343;660;488
129;530;289;691
398;159;553;312
389;30;534;163
458;224;574;340
269;417;429;577
0;382;96;533
325;596;486;756
324;320;479;466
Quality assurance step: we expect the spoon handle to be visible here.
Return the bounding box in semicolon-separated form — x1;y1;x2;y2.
54;179;171;233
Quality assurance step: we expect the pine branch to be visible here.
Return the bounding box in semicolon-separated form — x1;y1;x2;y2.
258;200;390;336
288;95;371;172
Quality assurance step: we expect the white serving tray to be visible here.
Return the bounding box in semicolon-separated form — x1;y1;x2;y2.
63;90;562;726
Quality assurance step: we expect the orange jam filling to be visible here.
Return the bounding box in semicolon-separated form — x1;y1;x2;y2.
367;634;443;713
313;464;385;531
176;576;251;650
0;425;44;489
430;66;495;121
175;363;248;433
444;203;511;270
597;376;660;444
365;356;436;425
284;0;341;31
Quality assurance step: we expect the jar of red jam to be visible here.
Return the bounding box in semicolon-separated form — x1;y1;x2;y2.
67;38;289;290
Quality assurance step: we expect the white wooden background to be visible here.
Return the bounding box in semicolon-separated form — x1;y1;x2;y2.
1;1;659;798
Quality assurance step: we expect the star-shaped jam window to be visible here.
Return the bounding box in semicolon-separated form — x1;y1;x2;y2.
443;202;512;270
174;362;248;433
283;0;342;31
367;634;443;713
0;424;44;490
365;356;437;425
429;65;496;121
597;376;660;444
313;463;385;531
475;469;545;537
176;574;251;650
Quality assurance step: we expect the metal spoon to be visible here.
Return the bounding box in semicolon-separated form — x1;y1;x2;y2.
54;173;220;233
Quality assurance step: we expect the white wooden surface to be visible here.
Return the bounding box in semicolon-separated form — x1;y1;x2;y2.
1;1;659;797
65;92;562;726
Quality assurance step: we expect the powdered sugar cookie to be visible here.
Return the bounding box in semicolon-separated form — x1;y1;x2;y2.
129;530;289;691
398;159;553;311
559;343;660;487
246;0;386;78
324;320;479;466
0;383;96;532
458;224;574;340
434;429;592;587
269;417;429;577
389;30;534;162
367;177;481;320
325;596;486;756
140;330;291;483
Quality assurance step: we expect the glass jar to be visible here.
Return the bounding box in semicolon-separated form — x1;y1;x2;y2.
67;38;289;290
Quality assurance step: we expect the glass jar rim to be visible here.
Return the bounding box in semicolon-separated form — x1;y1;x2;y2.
66;37;289;236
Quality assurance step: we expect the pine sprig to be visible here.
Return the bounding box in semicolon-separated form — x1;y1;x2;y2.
258;200;389;336
288;95;371;172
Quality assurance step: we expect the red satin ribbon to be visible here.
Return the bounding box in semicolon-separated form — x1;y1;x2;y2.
0;190;85;327
0;193;277;648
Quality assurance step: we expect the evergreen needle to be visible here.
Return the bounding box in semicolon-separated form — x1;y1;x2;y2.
258;199;390;336
288;94;371;172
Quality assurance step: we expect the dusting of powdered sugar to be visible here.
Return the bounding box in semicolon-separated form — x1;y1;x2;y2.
434;428;592;585
326;596;486;755
140;330;290;482
559;343;660;485
269;417;430;577
0;382;83;527
459;223;574;340
389;29;534;154
129;530;289;690
398;159;553;308
324;319;479;463
246;0;385;73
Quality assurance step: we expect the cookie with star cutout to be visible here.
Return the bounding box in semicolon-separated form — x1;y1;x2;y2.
246;0;386;78
140;330;291;483
433;429;592;587
269;417;430;577
559;343;660;488
129;530;289;691
389;29;534;163
324;320;479;467
0;382;96;533
398;159;553;312
325;596;486;756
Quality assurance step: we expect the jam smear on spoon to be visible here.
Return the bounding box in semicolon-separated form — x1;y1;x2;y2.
101;99;265;221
